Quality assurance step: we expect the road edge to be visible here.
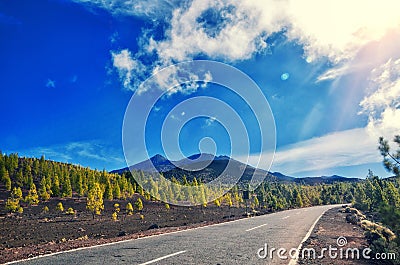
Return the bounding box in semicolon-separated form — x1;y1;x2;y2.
287;205;344;265
7;205;341;265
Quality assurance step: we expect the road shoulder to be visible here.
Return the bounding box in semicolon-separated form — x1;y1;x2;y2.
298;206;372;265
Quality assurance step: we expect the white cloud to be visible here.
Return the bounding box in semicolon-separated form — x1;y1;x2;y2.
109;31;119;43
147;0;400;65
147;0;283;63
269;128;381;175
111;49;145;90
285;1;400;64
133;62;212;95
46;79;56;88
77;0;400;93
360;58;400;115
70;75;78;83
169;114;180;121
205;116;216;126
361;58;400;139
21;141;124;166
74;0;400;175
265;58;400;175
72;0;182;19
316;64;350;82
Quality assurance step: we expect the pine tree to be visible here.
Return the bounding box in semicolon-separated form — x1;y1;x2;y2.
253;196;259;209
379;135;400;177
15;170;24;187
52;174;60;197
127;182;135;198
119;177;128;199
25;183;39;205
228;197;233;207
104;178;113;200
39;176;51;201
182;175;188;186
86;183;104;219
192;177;198;186
134;198;143;212
385;182;400;208
24;164;32;187
61;175;72;197
14;187;23;199
113;182;121;199
76;172;84;197
137;184;144;196
2;169;11;191
354;183;370;211
270;194;278;211
301;190;311;207
148;178;159;200
5;187;22;213
292;188;303;208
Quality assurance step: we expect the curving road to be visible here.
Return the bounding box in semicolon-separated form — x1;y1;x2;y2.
10;205;340;265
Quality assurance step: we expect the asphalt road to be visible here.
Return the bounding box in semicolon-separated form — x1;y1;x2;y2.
11;205;340;265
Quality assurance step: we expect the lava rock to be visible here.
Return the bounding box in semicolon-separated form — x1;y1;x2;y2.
118;231;127;237
147;224;160;230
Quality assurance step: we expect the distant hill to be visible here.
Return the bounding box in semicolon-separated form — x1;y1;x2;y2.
293;175;360;185
111;154;360;185
162;156;280;184
111;154;175;174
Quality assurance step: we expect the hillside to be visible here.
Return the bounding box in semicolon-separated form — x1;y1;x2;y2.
112;153;360;185
1;152;399;263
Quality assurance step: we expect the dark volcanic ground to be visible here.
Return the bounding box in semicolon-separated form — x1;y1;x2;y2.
298;207;372;265
0;191;251;263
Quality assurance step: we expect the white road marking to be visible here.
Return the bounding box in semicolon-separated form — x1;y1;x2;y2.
8;206;337;264
138;250;186;265
282;215;290;219
245;223;268;232
287;207;330;265
7;218;246;264
296;212;301;215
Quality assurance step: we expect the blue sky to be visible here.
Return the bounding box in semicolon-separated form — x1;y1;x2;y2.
1;0;400;177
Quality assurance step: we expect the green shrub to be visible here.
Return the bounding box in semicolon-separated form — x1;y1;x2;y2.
126;202;134;215
56;202;64;212
112;211;118;221
65;207;75;215
135;198;143;212
5;198;20;213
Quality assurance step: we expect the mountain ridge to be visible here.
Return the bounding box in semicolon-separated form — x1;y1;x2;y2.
111;153;361;184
